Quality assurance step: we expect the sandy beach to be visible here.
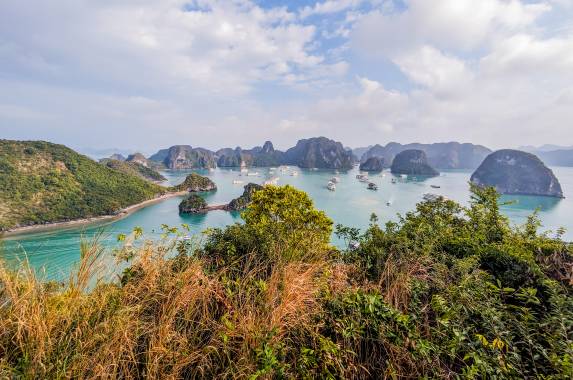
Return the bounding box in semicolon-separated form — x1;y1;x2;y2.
1;191;188;238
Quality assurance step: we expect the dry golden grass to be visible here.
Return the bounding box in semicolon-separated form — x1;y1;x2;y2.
0;235;337;379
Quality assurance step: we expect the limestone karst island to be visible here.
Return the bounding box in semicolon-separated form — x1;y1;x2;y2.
1;1;573;379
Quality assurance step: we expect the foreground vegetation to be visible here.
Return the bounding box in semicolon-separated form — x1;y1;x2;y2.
0;140;165;230
1;185;572;378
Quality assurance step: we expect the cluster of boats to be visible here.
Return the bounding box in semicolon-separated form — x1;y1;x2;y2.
327;176;340;191
356;173;378;190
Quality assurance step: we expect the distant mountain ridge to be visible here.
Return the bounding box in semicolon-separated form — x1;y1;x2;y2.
361;142;491;170
520;146;573;167
145;139;493;170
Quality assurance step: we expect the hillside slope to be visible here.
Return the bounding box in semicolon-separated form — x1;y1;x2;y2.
100;159;166;182
0;140;165;231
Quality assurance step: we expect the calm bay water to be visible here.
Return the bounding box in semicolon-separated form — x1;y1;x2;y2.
2;166;572;280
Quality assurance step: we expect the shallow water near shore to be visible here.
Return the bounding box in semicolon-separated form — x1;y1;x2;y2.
2;166;573;281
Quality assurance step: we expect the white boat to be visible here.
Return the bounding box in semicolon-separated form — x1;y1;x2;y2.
330;176;340;183
400;174;408;179
247;171;259;176
356;173;369;182
391;178;397;184
327;181;336;191
232;179;244;184
291;171;299;176
386;201;392;206
367;182;378;190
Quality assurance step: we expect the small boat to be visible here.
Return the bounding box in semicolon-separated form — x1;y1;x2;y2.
367;182;378;190
247;171;259;176
386;201;392;206
327;181;336;191
430;185;441;189
291;171;299;176
232;179;244;184
400;174;408;179
330;176;340;183
391;178;397;184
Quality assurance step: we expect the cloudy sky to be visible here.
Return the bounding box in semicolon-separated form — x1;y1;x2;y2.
1;0;572;154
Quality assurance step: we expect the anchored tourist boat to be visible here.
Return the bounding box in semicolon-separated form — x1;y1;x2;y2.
367;182;378;190
327;181;336;191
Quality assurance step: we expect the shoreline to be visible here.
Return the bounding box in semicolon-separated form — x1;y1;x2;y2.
1;191;188;238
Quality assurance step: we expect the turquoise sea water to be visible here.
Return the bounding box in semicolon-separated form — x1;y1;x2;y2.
2;166;572;280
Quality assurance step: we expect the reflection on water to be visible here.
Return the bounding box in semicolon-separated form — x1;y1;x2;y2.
500;194;562;212
2;165;573;280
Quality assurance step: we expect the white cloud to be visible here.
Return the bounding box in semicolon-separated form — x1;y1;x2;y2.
353;0;550;54
1;0;573;151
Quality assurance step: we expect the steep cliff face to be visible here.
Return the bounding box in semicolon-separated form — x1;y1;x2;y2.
471;150;564;198
251;141;284;167
283;137;354;170
390;149;439;176
216;147;251;167
150;145;216;169
362;142;491;169
359;156;384;172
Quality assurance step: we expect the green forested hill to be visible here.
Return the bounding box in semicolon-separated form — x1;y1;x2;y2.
0;140;165;230
100;159;167;182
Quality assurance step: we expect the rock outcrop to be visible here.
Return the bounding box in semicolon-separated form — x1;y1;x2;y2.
225;183;263;211
178;194;208;214
216;147;249;167
171;173;217;192
216;141;283;167
359;156;384;172
108;153;126;161
250;141;284;167
390;149;439;176
283;137;354;170
470;150;564;198
149;145;216;169
126;153;150;167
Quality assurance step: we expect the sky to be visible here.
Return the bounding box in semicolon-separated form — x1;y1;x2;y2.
1;0;572;155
